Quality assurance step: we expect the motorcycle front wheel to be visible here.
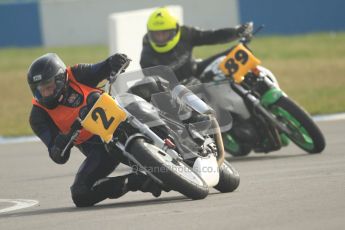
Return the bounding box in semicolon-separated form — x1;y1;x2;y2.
214;160;240;193
222;132;252;157
270;97;326;154
128;138;209;200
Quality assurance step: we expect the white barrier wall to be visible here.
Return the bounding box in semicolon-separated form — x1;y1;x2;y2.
108;6;183;71
39;0;239;47
39;0;121;46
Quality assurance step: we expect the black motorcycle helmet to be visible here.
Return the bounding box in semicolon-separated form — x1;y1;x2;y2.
27;53;68;109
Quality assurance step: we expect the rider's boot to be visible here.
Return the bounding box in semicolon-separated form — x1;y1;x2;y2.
125;172;162;198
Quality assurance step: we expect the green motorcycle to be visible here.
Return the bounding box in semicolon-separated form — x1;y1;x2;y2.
199;23;326;156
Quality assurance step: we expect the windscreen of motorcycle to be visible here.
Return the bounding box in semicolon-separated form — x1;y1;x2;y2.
106;66;233;157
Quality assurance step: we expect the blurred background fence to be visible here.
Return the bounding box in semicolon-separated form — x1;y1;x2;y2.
1;0;344;47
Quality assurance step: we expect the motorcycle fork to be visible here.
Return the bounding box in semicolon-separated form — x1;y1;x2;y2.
234;83;283;152
252;112;282;152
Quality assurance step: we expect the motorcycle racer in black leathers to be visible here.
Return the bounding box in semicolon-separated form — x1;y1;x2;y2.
28;53;161;207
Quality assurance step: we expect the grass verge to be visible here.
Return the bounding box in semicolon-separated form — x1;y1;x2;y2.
1;32;344;136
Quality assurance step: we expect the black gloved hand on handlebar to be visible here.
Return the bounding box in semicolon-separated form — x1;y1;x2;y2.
70;118;82;132
53;118;81;152
49;133;72;164
108;53;131;73
54;133;71;150
236;22;253;38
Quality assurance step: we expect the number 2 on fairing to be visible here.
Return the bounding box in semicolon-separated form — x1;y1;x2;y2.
81;93;127;143
91;107;115;129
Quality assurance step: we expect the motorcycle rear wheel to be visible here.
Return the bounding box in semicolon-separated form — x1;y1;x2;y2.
128;138;209;200
270;97;326;154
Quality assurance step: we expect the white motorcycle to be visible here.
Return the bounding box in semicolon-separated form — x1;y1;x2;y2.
62;64;240;200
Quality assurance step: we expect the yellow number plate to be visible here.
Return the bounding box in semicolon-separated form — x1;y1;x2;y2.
81;93;127;143
219;43;261;83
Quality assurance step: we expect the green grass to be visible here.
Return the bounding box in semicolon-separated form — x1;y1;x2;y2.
1;32;345;136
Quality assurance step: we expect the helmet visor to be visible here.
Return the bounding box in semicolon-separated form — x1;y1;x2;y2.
33;72;66;101
148;29;177;46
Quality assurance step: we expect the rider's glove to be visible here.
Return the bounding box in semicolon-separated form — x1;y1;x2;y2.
70;119;82;132
235;22;253;38
54;133;70;150
49;133;71;164
109;53;130;73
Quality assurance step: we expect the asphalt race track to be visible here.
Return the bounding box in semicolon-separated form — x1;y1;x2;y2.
0;120;344;230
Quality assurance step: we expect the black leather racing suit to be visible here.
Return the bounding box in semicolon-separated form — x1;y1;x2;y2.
140;25;240;82
29;59;159;207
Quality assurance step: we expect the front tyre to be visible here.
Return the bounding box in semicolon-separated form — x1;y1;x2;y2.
222;132;252;157
270;97;326;154
128;138;209;200
214;160;240;193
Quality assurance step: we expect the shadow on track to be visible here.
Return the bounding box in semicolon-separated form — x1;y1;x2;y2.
226;152;316;162
0;195;188;218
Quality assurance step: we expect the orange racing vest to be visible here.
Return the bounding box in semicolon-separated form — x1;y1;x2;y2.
32;67;102;145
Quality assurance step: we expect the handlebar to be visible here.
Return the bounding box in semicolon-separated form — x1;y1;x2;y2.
240;23;265;45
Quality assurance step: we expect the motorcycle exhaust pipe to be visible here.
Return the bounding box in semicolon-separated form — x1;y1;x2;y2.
210;116;225;166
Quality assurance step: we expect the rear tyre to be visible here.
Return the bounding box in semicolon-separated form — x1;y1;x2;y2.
214;160;240;193
270;97;326;153
128;138;209;200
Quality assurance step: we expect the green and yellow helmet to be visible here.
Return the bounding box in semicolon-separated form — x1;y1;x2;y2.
147;7;181;53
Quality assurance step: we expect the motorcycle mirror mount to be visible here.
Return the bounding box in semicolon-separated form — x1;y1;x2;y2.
240;23;265;45
253;24;265;36
108;59;131;96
